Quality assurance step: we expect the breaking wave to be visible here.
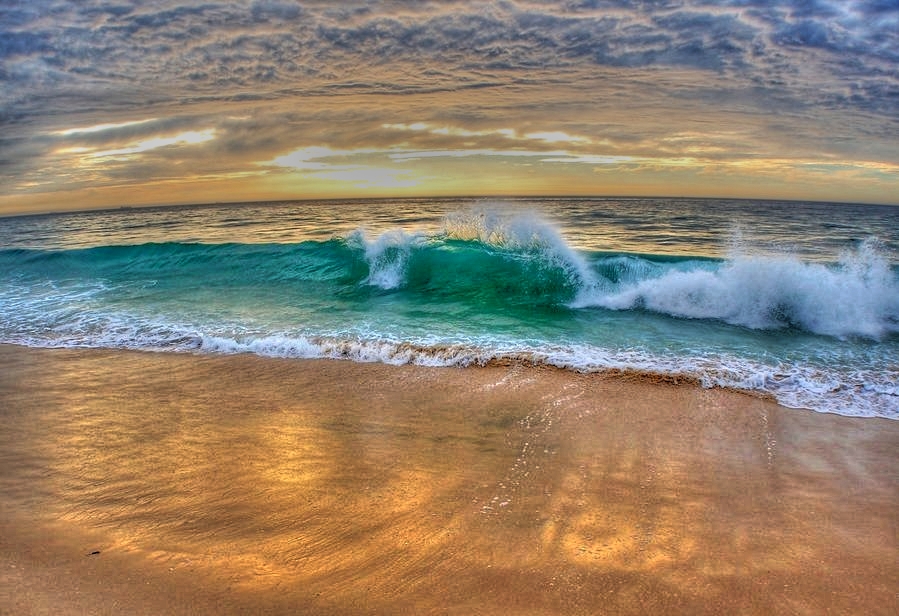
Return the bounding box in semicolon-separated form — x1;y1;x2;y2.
3;210;895;339
1;208;896;418
576;238;899;340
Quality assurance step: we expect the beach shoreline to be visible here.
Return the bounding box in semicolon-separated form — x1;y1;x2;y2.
1;344;897;615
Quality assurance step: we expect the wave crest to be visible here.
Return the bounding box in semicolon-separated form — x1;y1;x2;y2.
344;228;425;290
343;208;596;304
579;239;899;339
443;208;597;292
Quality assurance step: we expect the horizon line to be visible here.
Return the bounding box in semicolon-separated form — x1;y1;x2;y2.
3;193;899;219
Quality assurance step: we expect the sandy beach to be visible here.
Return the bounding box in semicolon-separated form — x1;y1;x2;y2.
1;344;897;615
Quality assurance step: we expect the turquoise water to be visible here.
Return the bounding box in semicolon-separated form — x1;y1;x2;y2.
1;197;897;418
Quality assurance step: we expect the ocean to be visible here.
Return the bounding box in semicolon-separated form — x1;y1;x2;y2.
1;197;897;419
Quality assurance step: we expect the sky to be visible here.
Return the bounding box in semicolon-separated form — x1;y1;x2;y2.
1;0;898;215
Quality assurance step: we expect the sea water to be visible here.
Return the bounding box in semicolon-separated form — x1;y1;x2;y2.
1;197;897;418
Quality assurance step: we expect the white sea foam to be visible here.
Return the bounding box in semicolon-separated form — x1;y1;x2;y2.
199;335;897;419
346;228;426;290
2;315;896;419
577;239;899;339
345;208;600;295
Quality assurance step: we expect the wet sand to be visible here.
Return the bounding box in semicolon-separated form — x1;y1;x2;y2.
0;345;897;615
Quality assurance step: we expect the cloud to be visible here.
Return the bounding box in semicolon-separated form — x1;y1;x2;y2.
268;146;353;171
263;145;422;189
84;129;217;159
1;1;898;210
4;1;896;117
526;131;592;145
0;30;52;59
388;149;567;161
53;118;159;137
383;122;591;147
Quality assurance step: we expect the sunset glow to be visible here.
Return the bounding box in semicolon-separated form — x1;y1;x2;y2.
2;1;898;214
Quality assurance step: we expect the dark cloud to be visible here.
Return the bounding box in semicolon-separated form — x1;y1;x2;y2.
772;19;835;48
3;1;895;115
0;31;53;58
250;1;303;22
782;0;842;18
860;0;899;15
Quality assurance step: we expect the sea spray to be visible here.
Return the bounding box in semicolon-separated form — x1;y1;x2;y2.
339;208;597;305
577;238;899;339
443;207;598;296
345;228;426;290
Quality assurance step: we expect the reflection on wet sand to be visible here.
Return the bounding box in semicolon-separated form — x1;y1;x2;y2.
1;346;897;615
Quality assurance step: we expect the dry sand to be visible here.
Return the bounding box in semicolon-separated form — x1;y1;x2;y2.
0;345;897;615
